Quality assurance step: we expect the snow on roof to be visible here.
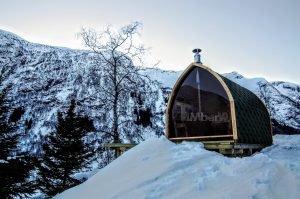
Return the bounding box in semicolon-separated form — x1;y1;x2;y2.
55;135;300;199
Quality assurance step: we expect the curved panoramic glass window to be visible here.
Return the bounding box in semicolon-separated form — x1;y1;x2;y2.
169;67;232;138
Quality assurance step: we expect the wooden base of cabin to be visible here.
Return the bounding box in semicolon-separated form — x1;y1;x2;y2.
105;141;266;158
170;139;267;156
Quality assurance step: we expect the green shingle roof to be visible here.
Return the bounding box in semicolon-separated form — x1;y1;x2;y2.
220;75;273;145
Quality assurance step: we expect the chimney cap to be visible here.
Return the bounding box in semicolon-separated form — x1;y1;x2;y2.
192;48;202;54
193;48;202;64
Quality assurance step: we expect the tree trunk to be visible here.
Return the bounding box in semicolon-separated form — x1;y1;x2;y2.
112;62;120;144
113;94;119;143
62;169;68;191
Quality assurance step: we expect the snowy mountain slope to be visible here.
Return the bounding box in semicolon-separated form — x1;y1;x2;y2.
0;29;299;153
0;30;167;153
55;135;300;199
139;68;181;88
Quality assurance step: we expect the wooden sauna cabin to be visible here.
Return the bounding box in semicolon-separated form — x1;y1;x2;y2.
166;52;273;155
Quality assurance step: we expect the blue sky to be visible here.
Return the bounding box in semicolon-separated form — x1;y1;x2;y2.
1;0;299;83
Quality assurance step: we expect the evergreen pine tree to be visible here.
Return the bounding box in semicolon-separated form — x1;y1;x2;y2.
0;75;36;198
38;99;95;197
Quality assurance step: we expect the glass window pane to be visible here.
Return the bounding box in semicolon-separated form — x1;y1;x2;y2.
169;67;232;138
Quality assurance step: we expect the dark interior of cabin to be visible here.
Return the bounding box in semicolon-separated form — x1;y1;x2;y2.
169;67;232;138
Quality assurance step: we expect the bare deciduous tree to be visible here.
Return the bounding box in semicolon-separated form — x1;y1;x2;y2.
79;22;147;144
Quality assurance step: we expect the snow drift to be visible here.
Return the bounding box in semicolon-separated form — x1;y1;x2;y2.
56;135;300;199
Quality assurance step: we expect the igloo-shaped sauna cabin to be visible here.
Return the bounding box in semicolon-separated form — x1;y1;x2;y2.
166;51;272;155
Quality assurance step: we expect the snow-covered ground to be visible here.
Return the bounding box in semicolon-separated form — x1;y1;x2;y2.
55;135;300;199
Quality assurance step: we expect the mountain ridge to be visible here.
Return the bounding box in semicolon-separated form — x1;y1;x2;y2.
0;29;299;153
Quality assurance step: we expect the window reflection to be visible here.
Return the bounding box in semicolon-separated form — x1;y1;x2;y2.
170;67;232;138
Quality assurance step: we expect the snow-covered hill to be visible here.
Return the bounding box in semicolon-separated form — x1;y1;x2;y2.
55;135;300;199
0;29;299;153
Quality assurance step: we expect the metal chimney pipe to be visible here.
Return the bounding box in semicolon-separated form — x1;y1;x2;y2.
192;48;202;64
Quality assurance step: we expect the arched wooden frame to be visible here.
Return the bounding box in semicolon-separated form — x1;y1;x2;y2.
166;63;238;141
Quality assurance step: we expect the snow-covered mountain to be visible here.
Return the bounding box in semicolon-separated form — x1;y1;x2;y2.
55;134;300;199
0;30;168;153
0;29;299;153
